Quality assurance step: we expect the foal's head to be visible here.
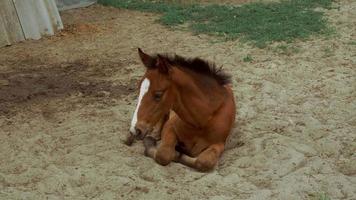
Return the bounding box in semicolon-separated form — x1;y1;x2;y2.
131;48;175;139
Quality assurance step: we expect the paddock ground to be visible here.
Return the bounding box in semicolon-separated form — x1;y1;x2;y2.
0;1;355;199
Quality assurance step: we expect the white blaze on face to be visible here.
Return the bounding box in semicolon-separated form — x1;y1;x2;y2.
130;78;150;134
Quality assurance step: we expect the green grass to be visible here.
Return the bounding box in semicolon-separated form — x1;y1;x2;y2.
309;192;332;200
348;41;356;45
98;0;333;47
271;43;300;55
318;193;331;200
243;54;253;62
322;46;334;57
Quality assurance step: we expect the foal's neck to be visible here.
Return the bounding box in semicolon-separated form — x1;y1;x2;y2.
172;68;226;128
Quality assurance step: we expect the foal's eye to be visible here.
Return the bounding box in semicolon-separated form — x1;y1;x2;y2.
153;91;163;101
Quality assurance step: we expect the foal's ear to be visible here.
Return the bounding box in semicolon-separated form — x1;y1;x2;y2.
138;48;153;68
156;55;171;74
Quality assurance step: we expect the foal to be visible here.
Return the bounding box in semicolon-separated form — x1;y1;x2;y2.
131;48;236;171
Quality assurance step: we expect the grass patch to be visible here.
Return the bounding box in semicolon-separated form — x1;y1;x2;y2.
271;43;300;55
348;41;356;45
243;54;253;62
318;193;331;200
309;192;332;200
322;46;334;57
98;0;333;47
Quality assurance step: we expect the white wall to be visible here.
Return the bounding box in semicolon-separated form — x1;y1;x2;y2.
0;0;63;47
55;0;96;11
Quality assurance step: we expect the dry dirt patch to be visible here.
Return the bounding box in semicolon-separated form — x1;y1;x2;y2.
0;61;134;118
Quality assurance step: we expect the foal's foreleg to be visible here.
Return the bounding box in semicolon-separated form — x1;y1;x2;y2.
144;128;179;166
177;143;225;172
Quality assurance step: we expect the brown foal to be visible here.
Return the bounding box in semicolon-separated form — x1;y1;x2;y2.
132;48;236;172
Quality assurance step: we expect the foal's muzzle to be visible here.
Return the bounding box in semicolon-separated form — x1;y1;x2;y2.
134;123;152;140
134;127;145;140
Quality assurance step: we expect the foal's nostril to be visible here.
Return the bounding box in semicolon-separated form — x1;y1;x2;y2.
135;124;150;140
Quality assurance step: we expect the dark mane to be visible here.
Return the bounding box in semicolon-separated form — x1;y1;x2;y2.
150;54;231;85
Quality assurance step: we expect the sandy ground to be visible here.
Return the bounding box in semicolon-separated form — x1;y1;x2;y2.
0;1;355;199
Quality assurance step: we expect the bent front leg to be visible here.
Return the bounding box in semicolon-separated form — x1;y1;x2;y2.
177;143;225;172
143;126;179;166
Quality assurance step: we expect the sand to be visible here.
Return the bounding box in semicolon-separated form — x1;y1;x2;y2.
0;1;355;199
